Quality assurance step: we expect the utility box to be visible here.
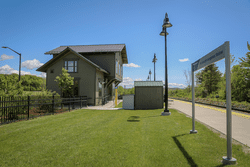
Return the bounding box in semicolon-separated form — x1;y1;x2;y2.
134;81;163;110
123;94;134;110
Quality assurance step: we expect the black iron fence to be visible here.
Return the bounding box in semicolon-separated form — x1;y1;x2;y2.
0;95;90;125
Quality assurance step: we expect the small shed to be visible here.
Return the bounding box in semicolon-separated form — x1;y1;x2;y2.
134;81;163;110
123;94;135;110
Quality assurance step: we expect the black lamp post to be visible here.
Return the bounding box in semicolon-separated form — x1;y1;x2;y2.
152;53;157;81
149;69;152;81
2;46;22;82
160;13;172;116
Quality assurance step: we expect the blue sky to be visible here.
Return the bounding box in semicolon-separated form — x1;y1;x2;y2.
1;0;250;88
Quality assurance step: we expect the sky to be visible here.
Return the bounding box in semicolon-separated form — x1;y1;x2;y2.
1;0;250;88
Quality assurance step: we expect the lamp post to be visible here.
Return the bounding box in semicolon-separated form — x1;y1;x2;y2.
149;69;152;81
160;13;172;116
152;53;157;81
2;46;22;82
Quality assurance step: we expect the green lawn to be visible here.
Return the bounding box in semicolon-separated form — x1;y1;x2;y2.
115;101;123;108
0;109;250;166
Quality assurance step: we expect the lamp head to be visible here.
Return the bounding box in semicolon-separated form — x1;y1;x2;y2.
159;27;169;36
2;46;8;48
162;13;172;28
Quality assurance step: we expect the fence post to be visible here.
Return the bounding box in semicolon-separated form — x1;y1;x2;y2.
52;95;55;115
28;96;30;120
80;96;82;109
61;95;63;110
69;96;70;112
0;96;1;123
72;96;74;109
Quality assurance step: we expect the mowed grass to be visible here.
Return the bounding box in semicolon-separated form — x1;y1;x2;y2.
115;102;123;108
0;109;250;167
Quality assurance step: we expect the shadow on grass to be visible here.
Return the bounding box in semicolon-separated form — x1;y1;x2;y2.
214;164;227;167
172;134;198;167
127;115;161;122
127;116;140;122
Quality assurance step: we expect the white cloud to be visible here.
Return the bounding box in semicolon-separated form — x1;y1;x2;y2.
37;72;46;78
0;54;14;61
0;64;32;75
123;63;140;68
119;77;142;88
119;78;186;89
179;58;189;62
163;81;187;89
22;59;44;70
0;65;46;78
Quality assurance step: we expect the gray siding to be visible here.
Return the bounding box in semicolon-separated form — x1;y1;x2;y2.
135;86;163;110
84;53;115;78
46;51;96;105
115;52;123;81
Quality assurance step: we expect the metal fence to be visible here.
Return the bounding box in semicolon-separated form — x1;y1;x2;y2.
0;95;90;125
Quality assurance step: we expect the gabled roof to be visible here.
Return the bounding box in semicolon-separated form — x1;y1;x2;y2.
134;81;163;87
45;44;128;64
36;47;109;74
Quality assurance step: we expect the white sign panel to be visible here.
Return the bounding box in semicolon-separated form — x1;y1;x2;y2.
192;41;229;72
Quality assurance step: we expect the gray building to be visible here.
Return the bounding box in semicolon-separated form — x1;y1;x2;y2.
134;81;163;110
37;44;128;106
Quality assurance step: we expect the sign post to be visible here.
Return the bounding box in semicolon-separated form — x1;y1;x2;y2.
191;41;236;165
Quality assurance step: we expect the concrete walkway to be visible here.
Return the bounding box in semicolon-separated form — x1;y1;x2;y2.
169;99;250;147
85;100;123;110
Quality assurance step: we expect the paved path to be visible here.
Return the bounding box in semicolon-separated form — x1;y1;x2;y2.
169;99;250;147
85;100;123;110
64;100;123;111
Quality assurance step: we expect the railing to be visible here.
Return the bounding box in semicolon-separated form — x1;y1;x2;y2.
0;95;90;125
102;95;110;105
170;97;250;113
95;95;111;106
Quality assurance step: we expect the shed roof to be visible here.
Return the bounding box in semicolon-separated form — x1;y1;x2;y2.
134;81;163;87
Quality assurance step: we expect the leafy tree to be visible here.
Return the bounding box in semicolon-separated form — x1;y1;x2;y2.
217;74;226;100
117;86;124;95
195;63;222;97
183;69;192;94
239;42;250;68
230;42;250;102
231;65;249;102
54;68;74;97
0;74;23;97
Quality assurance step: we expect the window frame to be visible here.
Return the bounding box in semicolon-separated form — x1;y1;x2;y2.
63;59;78;73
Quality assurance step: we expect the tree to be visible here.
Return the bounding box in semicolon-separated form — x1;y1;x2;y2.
117;86;124;95
231;65;248;102
239;42;250;68
183;69;192;94
54;68;74;97
230;42;250;102
195;63;222;97
0;74;23;97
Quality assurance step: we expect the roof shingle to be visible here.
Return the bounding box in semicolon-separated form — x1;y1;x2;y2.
45;44;126;54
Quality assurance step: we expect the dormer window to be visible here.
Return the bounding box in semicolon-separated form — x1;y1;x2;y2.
64;60;78;73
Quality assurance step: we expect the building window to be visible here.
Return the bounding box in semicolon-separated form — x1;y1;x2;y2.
50;69;54;73
64;61;77;73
